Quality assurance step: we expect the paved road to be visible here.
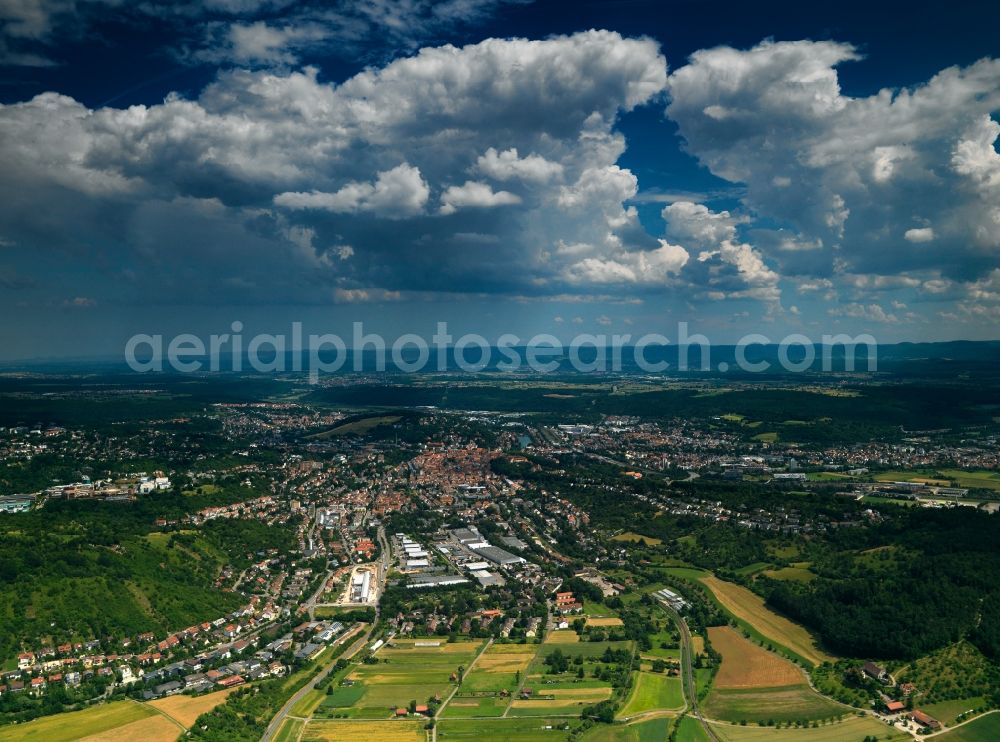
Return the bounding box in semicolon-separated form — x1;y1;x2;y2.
661;601;720;742
259;623;369;742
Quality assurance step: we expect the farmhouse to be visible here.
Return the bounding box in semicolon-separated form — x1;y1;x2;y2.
862;661;889;683
910;709;941;730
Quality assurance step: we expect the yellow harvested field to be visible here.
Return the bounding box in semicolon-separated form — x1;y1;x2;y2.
78;714;180;742
691;635;705;654
708;626;804;688
510;698;594;709
487;643;540;654
549;687;612;700
586;617;624;627
476;653;535;672
0;700;155;742
700;576;835;664
148;687;236;727
304;720;426;741
544;630;580;643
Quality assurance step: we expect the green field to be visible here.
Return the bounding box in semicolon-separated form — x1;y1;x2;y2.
938;469;1000;491
706;715;907;741
580;717;673;741
675;716;712;742
869;468;1000;492
437;717;574;741
933;712;1000;742
442;695;512;717
274;717;305;742
0;701;155;742
618;672;684;717
922;697;990;726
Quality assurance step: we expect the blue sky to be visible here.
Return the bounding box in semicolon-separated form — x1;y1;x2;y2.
0;0;999;360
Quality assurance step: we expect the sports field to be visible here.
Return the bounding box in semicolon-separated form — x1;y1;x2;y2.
0;701;159;742
932;712;1000;742
706;715;908;742
302;719;427;741
703;627;843;724
699;576;834;665
342;639;482;718
618;671;684;716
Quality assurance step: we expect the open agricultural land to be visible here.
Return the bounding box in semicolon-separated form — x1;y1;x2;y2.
702;626;844;725
617;671;684;717
0;698;188;742
327;639;483;719
437;717;575;741
695;574;835;666
443;642;539;718
148;687;237;727
705;714;907;742
302;718;427;741
505;641;631;717
580;717;672;741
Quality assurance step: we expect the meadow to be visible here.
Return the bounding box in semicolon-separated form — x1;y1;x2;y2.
617;671;684;717
705;715;907;742
580;717;672;741
702;627;844;725
932;712;1000;742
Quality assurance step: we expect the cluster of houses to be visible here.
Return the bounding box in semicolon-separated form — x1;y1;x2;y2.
553;591;583;614
861;662;941;731
3;599;289;700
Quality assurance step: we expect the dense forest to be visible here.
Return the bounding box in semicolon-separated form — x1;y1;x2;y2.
760;508;1000;661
